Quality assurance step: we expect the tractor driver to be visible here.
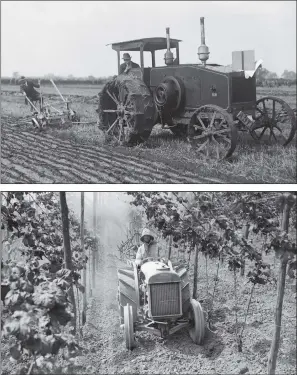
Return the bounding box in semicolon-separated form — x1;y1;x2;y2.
135;228;158;267
119;53;140;75
19;76;43;111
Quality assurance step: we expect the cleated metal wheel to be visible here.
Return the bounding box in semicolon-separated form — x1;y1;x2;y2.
188;105;238;159
187;299;205;345
124;304;135;350
250;96;296;146
98;76;155;146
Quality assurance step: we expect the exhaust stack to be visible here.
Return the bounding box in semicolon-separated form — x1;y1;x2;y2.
164;27;174;65
198;17;209;66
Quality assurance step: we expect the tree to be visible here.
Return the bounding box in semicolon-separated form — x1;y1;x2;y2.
88;75;95;84
12;71;20;84
281;70;296;80
267;72;278;79
1;192;84;374
60;192;77;334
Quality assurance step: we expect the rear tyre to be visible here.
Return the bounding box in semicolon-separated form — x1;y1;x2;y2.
124;304;135;350
188;299;205;345
98;76;155;146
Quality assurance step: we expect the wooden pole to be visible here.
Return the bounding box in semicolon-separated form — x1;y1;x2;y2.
60;192;76;334
168;235;172;260
92;192;97;292
81;193;87;326
267;193;296;375
192;244;199;299
241;222;250;276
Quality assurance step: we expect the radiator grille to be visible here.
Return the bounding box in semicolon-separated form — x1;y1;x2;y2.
150;283;180;317
232;77;256;103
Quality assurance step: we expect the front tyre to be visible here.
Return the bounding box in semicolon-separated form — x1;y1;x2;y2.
187;299;205;345
124;304;135;350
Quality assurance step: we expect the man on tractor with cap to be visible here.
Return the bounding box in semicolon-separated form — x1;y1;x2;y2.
119;53;140;75
135;228;158;266
19;76;43;111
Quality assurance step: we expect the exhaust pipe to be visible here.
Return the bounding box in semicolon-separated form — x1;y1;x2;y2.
164;27;174;65
198;17;209;66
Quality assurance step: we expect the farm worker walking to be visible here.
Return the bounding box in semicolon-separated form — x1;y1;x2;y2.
119;53;140;74
135;228;158;266
19;76;43;110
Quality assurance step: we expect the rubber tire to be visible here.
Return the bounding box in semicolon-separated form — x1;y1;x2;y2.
188;299;205;345
124;304;135;350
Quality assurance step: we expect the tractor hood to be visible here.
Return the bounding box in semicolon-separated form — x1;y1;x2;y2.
141;261;180;284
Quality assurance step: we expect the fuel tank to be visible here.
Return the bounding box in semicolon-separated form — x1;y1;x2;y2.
141;261;180;284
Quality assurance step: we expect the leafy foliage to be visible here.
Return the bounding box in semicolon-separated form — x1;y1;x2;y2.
1;192;95;374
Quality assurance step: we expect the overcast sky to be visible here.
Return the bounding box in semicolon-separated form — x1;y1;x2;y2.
1;1;296;78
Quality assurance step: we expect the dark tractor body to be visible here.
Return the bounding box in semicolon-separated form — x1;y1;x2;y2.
98;18;296;158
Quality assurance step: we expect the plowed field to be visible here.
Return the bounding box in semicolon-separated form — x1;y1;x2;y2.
1;85;296;184
1;116;222;184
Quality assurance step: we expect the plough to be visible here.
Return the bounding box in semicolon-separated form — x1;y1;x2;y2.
26;79;82;130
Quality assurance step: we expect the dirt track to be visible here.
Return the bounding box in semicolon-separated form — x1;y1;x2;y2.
75;242;296;375
1;116;222;184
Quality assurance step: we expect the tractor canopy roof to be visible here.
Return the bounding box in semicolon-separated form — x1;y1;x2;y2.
108;37;182;52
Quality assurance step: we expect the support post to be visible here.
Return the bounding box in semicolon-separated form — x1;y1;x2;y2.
92;192;98;291
267;193;296;375
117;50;120;75
176;44;180;64
192;244;199;299
81;192;87;326
140;45;144;69
151;50;156;67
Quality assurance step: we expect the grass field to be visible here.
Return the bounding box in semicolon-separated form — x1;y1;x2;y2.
1;83;296;184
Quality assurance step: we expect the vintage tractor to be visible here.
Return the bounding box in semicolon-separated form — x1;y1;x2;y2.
98;17;296;158
117;258;205;350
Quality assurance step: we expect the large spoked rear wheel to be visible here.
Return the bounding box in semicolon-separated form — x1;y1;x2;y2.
98;76;155;146
188;299;205;345
188;105;238;159
250;96;296;146
124;304;135;350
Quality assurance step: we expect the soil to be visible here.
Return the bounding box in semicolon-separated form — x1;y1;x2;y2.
1;115;222;184
72;248;296;375
1;86;296;184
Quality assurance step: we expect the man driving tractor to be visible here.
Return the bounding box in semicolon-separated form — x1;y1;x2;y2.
135;228;158;266
119;53;140;74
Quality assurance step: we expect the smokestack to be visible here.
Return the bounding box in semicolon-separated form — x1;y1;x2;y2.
198;17;210;66
164;27;174;65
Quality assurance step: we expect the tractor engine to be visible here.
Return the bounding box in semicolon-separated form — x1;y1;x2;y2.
140;261;182;320
153;76;184;115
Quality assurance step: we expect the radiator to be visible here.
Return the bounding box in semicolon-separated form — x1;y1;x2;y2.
150;282;181;317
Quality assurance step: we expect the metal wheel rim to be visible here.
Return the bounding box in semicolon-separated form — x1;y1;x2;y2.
188;105;237;159
250;96;296;146
102;87;135;145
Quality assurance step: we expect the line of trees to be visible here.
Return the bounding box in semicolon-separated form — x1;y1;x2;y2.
1;72;113;86
256;68;296;87
3;67;296;87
